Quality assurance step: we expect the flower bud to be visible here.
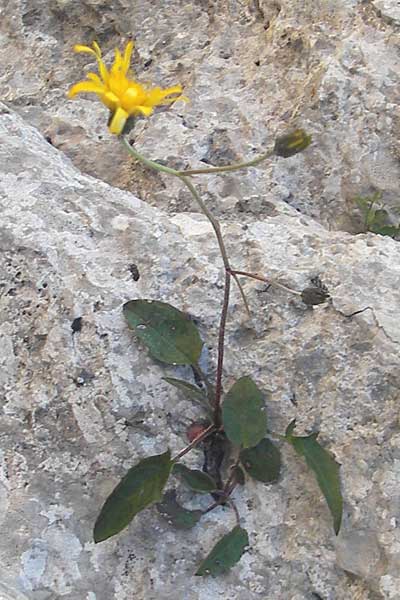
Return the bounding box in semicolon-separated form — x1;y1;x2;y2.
274;129;311;158
301;286;329;306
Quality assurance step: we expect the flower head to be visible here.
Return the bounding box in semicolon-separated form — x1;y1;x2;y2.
68;41;186;135
274;129;312;158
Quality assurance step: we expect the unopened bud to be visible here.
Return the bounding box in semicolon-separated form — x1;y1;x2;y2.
274;129;311;158
301;286;329;306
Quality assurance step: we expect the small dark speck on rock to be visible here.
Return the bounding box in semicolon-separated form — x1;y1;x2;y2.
71;317;83;334
128;263;140;281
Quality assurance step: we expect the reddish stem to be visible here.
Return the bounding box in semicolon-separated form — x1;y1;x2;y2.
213;270;231;425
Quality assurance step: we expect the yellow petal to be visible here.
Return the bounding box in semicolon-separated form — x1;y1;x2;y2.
133;105;153;116
144;85;183;107
87;72;103;85
96;57;109;84
112;48;123;72
74;44;97;56
108;71;130;98
109;107;129;135
73;42;108;83
68;80;105;98
161;85;183;95
92;41;102;58
122;41;134;74
88;42;109;82
160;94;188;106
102;90;120;111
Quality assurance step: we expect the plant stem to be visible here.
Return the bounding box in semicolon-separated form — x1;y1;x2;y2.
231;272;252;318
122;137;179;175
226;498;241;527
214;270;231;425
177;150;274;176
172;424;215;462
178;177;251;317
223;456;241;494
230;269;302;296
178;174;230;270
122;137;243;422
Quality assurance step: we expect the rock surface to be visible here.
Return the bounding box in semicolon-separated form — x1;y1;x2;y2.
2;102;400;599
1;0;400;230
1;1;400;598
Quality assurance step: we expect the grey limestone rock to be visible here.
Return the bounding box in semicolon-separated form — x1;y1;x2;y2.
1;0;400;598
1;0;400;230
2;103;400;599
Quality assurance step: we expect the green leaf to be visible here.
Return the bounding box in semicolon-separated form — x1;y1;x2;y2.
195;526;249;576
173;463;217;493
240;438;281;483
287;429;343;534
354;195;370;217
156;490;203;530
123;300;202;365
222;376;267;448
369;208;388;228
163;377;207;403
371;224;399;238
94;450;172;542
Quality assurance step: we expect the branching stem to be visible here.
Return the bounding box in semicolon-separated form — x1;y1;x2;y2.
177;150;274;176
230;269;301;296
122;137;237;421
121;138;276;518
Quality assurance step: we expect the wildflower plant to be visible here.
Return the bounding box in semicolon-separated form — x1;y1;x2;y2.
69;41;342;575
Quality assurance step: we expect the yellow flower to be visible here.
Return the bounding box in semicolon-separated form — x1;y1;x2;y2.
68;41;186;135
